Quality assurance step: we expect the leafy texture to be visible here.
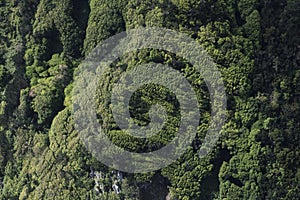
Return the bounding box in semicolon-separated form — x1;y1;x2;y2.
0;0;299;199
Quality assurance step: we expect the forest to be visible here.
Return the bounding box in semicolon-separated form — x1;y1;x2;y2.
0;0;299;199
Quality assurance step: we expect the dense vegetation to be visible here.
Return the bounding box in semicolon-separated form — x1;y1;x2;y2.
0;0;299;199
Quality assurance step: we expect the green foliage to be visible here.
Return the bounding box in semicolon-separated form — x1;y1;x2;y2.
84;0;127;54
28;54;71;125
0;0;299;199
24;0;85;66
0;65;11;87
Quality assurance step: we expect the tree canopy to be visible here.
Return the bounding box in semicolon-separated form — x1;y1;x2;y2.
0;0;299;199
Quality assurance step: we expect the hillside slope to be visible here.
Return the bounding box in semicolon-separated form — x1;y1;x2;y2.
0;0;299;199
